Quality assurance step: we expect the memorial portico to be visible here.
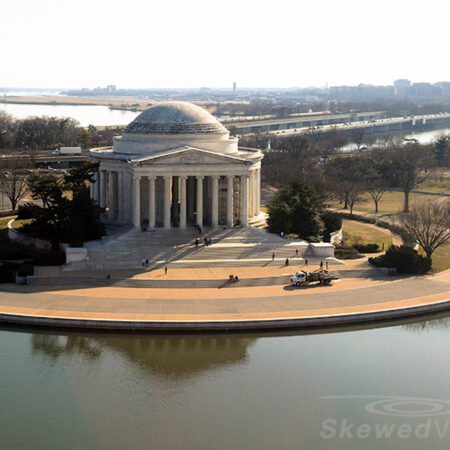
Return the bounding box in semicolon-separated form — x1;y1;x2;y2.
89;102;263;229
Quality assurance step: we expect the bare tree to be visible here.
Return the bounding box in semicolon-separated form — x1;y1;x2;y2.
399;200;450;261
386;144;433;212
361;154;388;213
0;157;30;210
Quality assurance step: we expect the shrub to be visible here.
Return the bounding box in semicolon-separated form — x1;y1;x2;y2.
354;243;379;253
322;211;342;233
17;203;42;220
334;246;361;259
0;261;18;283
369;245;431;274
34;250;66;266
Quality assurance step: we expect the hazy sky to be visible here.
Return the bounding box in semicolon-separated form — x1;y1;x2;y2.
1;0;449;89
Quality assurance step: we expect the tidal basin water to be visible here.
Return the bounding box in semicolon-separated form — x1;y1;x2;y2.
1;314;450;450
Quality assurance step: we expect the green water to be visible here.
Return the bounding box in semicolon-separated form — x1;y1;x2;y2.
1;316;450;450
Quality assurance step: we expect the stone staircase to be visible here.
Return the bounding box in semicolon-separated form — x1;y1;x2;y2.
65;226;326;271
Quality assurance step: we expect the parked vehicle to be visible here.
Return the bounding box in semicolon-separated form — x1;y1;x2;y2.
290;270;340;286
52;147;82;156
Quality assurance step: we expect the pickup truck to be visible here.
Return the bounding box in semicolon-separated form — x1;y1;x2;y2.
290;270;340;286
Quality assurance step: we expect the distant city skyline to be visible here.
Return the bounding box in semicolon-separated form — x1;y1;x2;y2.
1;0;449;89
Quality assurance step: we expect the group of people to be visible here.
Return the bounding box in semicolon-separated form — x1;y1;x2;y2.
195;237;212;248
229;274;239;282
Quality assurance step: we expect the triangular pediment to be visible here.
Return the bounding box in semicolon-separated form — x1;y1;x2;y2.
131;146;250;166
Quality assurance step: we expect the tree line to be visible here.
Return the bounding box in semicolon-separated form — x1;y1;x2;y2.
0;111;119;152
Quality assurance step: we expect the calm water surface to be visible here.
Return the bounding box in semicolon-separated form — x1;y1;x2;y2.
1;315;450;450
0;103;140;127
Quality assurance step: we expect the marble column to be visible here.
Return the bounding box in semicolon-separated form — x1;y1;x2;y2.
226;175;234;227
99;170;106;208
179;176;187;229
255;168;260;215
108;171;116;220
196;175;204;227
148;176;156;229
164;175;171;229
132;176;140;228
117;171;123;221
93;173;99;202
249;170;254;219
241;175;248;227
211;175;219;227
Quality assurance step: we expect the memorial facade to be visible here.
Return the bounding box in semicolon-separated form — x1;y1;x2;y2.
89;101;263;229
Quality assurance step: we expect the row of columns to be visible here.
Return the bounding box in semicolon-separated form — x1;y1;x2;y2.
130;174;244;229
91;168;260;229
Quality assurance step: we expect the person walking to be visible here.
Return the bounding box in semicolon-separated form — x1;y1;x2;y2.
305;258;308;267
272;252;275;261
285;257;289;266
165;266;168;275
142;258;146;268
195;239;199;248
320;260;323;270
295;248;299;257
326;261;329;270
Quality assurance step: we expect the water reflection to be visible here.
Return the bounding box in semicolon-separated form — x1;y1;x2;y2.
31;334;102;360
24;311;450;379
402;316;450;332
30;333;256;379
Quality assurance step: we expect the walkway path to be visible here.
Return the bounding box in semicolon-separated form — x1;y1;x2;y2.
0;267;448;331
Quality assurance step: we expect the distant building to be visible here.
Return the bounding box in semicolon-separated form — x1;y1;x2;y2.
233;82;237;93
394;79;411;96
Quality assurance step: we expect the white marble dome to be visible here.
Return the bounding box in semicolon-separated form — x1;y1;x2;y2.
124;101;227;135
114;101;238;155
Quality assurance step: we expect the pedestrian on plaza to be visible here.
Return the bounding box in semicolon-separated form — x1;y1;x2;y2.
209;238;212;246
285;257;289;266
320;260;323;270
305;258;308;267
326;261;329;270
145;259;149;267
165;266;168;275
295;249;299;256
142;258;146;268
272;252;275;261
195;239;199;248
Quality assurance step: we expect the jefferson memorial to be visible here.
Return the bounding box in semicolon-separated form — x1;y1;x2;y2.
89;102;263;229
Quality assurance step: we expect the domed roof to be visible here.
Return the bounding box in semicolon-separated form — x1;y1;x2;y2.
124;101;227;135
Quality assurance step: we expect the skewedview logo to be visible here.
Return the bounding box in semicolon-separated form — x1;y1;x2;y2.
320;396;450;440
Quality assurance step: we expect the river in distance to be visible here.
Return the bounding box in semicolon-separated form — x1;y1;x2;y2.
0;102;140;127
0;101;449;143
1;313;450;450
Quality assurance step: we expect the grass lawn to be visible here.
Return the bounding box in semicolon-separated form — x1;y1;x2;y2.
329;191;441;215
0;217;33;231
342;219;392;249
416;170;450;194
425;242;450;273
